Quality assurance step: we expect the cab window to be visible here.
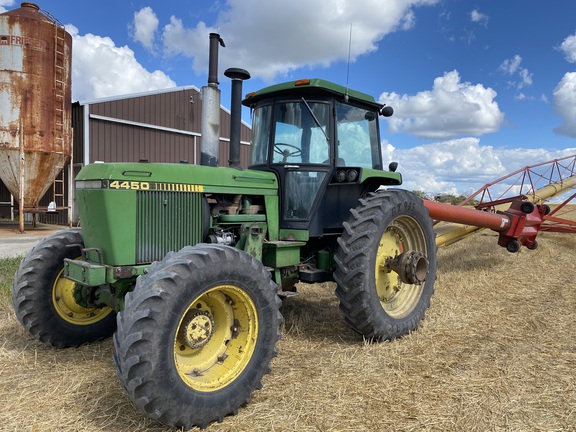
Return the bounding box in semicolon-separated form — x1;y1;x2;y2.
336;102;381;169
272;101;330;164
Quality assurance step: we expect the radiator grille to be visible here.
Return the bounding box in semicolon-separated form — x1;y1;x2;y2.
136;190;204;263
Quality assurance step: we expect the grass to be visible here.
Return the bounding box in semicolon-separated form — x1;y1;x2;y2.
0;256;20;308
1;230;575;431
0;256;20;289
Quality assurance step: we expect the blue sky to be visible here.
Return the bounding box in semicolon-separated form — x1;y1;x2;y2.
2;0;576;195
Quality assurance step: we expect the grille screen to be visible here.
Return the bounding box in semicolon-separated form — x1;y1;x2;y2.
136;190;204;263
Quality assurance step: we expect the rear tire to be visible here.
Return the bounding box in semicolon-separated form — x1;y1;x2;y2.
12;228;116;348
113;244;282;429
334;190;437;341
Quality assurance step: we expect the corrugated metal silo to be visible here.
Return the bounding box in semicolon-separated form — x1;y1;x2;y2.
0;2;72;230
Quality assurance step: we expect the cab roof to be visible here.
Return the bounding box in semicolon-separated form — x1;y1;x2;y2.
242;78;383;110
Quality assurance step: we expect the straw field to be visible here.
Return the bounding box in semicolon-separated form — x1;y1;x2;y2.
1;228;575;431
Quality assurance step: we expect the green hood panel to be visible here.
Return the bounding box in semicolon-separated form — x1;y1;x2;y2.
77;163;278;194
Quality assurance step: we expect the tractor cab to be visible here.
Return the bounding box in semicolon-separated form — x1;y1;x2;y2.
243;78;401;236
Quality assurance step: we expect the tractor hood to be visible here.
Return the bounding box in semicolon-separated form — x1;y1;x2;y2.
76;162;278;194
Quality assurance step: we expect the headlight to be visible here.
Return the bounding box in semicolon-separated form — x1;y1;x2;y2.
76;180;103;189
346;169;359;182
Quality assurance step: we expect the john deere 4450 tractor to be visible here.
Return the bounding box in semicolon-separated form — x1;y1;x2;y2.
12;73;436;428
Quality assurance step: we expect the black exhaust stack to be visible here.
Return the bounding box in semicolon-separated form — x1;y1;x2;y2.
208;33;225;87
201;33;225;167
224;68;250;169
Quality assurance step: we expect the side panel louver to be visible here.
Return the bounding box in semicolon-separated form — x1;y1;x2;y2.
136;191;204;263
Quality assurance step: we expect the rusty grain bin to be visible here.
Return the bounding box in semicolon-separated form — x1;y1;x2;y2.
0;2;72;210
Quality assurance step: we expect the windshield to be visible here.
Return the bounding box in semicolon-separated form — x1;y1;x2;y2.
273;101;330;164
249;101;330;166
336;102;381;169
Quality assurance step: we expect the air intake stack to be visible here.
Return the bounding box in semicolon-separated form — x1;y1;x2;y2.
224;68;250;169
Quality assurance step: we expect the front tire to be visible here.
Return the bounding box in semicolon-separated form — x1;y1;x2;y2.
334;190;437;341
12;228;116;348
113;244;282;429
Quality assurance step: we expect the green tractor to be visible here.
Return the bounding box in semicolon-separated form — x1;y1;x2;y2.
12;73;436;428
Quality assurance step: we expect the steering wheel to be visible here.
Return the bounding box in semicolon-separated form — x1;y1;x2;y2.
274;143;302;163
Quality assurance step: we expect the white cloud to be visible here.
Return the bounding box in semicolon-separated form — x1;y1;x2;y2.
470;9;488;26
401;10;416;30
0;0;14;13
379;70;504;139
499;54;522;75
383;137;504;195
162;17;217;73
131;7;159;51
66;25;176;101
559;33;576;63
518;67;532;88
159;0;439;81
382;138;576;196
498;55;533;96
496;147;576;170
552;72;576;138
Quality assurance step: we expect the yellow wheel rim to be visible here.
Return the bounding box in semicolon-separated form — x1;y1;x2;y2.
375;215;427;319
52;266;113;325
174;285;258;392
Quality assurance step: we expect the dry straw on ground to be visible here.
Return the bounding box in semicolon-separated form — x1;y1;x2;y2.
1;229;575;431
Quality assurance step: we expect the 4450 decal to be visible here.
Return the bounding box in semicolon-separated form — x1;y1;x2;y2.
103;180;204;192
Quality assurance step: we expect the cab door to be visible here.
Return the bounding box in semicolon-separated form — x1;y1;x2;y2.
270;99;332;229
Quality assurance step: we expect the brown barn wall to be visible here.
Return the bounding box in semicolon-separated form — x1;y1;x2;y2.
88;120;200;164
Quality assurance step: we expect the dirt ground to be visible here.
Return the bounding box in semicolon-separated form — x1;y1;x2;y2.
1;229;575;431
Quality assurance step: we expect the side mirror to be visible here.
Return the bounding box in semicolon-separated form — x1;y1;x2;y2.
380;106;394;117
